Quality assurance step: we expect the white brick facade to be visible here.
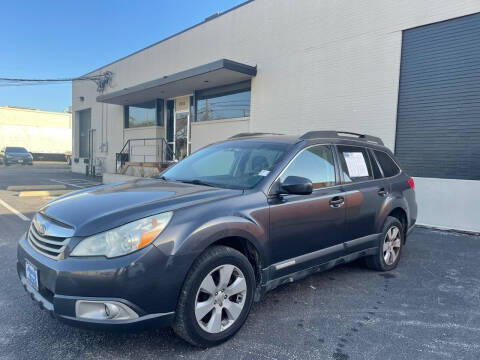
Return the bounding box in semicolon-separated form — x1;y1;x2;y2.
72;0;480;231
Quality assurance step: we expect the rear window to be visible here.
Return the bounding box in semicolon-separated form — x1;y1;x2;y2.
6;147;28;153
374;150;400;177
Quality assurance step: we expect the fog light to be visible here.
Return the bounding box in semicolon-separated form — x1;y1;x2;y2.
75;300;139;321
104;303;120;319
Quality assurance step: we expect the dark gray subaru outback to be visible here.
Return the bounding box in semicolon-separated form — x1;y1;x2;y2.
17;131;417;347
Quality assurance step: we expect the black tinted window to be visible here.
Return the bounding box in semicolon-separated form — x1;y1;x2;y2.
374;150;400;177
280;145;336;189
338;146;373;183
6;147;28;153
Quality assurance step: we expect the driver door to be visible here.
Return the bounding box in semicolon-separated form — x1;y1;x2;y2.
268;145;347;276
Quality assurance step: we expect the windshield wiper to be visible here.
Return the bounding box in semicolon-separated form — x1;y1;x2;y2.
178;179;218;188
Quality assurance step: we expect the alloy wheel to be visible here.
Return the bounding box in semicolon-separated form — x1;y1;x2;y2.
383;226;401;265
194;264;247;333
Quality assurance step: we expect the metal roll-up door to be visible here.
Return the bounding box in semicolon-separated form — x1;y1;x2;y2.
395;12;480;180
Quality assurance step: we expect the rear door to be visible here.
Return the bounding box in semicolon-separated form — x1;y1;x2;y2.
268;144;347;275
336;145;389;253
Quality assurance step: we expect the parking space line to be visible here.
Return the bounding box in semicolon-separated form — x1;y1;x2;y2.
0;198;30;222
7;185;66;191
49;179;84;188
50;178;101;188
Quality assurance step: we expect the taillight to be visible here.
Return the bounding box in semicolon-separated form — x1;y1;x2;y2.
407;177;415;189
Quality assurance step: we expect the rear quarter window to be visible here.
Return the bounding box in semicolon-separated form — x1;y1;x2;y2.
374;150;400;177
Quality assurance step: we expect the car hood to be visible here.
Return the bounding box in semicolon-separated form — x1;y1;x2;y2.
40;179;243;236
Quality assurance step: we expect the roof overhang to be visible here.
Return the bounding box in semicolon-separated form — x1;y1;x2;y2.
96;59;257;105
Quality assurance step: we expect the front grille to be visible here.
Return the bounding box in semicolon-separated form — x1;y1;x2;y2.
28;220;71;260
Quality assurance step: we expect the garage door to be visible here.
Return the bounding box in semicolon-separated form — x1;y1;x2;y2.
395;12;480;180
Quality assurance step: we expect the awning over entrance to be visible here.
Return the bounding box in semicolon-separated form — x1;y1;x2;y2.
96;59;257;105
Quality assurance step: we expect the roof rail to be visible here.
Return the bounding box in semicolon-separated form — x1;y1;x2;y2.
300;131;384;145
229;132;284;139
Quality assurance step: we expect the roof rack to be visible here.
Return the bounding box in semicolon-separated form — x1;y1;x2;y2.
229;132;284;139
300;131;384;145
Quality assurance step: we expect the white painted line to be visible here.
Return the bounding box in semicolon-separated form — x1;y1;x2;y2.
0;198;30;222
64;178;97;183
49;179;84;189
7;184;66;191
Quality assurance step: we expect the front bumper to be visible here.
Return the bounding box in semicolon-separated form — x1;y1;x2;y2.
5;157;32;164
16;236;183;330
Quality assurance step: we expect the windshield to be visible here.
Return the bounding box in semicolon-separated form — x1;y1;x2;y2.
161;140;291;189
6;147;28;153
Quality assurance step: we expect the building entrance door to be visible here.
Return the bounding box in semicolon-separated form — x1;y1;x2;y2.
172;96;191;161
174;111;189;160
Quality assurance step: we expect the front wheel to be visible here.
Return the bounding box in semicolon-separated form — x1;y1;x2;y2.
173;246;255;347
365;216;403;271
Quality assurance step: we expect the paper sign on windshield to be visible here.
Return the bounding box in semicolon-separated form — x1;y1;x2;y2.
343;152;369;177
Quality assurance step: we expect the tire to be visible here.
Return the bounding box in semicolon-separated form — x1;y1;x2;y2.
364;216;404;271
173;246;256;347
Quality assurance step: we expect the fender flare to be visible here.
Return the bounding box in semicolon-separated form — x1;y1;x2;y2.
172;215;268;270
376;196;410;233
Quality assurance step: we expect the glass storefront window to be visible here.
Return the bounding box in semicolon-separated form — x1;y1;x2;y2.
196;89;250;122
124;100;163;128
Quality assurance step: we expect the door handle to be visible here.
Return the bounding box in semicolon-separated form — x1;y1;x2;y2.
378;188;388;197
329;196;345;208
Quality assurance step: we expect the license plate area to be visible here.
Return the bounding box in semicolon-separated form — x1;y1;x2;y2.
25;260;39;290
18;159;23;163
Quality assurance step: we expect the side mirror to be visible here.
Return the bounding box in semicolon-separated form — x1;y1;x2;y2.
280;176;313;195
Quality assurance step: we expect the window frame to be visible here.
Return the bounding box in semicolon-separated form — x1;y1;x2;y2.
367;148;385;179
269;144;341;195
124;99;164;129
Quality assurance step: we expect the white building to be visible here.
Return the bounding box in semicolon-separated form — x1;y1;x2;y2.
0;106;72;158
72;0;480;232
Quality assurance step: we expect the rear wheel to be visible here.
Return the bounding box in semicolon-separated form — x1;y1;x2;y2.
173;246;255;347
365;216;403;271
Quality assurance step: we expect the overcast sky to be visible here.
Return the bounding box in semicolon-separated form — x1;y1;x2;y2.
0;0;246;112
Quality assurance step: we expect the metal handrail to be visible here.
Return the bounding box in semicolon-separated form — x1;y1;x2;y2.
115;137;174;173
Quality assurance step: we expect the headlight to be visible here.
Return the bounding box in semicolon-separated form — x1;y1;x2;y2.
70;212;173;258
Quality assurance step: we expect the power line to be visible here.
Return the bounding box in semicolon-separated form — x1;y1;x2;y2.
0;71;113;93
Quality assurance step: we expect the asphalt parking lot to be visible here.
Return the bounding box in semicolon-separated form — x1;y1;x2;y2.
0;164;479;359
